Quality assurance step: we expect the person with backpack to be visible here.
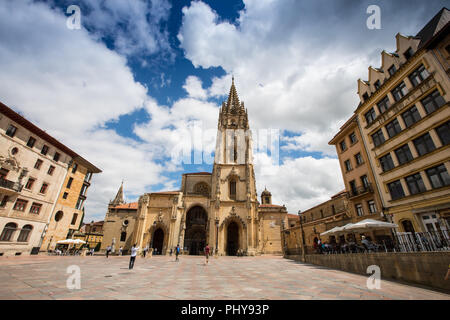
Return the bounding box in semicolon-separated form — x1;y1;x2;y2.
175;244;180;261
106;245;111;258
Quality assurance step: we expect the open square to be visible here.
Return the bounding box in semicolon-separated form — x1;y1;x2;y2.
0;255;448;300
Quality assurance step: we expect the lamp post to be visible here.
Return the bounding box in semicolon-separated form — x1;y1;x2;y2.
298;210;306;262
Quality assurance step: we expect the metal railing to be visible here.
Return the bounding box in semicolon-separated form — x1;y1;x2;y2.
284;230;450;255
0;178;21;192
349;183;373;198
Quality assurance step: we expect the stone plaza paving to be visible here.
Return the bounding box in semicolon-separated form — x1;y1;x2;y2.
0;255;448;300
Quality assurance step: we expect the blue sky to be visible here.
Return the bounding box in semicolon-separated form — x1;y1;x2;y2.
0;0;447;221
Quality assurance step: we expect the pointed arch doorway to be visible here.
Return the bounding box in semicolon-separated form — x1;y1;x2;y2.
184;206;208;255
226;221;239;256
152;228;164;255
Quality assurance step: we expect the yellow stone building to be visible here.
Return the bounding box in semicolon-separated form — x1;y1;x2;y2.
40;158;101;252
102;80;289;256
354;8;450;233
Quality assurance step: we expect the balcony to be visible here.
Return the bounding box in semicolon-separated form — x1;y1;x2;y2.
349;183;374;199
0;178;21;194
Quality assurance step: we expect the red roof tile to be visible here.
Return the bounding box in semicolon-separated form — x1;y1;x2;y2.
112;202;138;210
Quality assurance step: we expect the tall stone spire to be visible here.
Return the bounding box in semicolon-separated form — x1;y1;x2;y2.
226;76;241;114
218;77;249;130
110;181;125;206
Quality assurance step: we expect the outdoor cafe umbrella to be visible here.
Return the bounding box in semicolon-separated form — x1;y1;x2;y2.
320;223;355;236
57;239;86;244
344;219;398;232
320;226;341;236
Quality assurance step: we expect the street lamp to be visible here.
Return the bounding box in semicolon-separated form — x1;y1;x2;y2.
298;210;306;262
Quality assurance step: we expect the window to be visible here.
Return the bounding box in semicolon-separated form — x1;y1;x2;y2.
362;92;369;101
409;64;429;87
13;199;28;211
394;144;414;165
41;145;49;155
29;202;42;214
5;124;17;137
66;177;73;189
0;168;9;179
34;159;43;170
344;159;352;172
426;164;450;189
11;147;18;155
377;96;391;114
349;132;357;144
71;213;78;225
401;105;421;128
120;232;127;242
75;197;84;210
365;108;376;125
355;153;364;166
0;223;17;241
229;180;236;199
25;178;35;190
54;211;63;222
385;118;402;138
340;140;347;152
355;204;364;216
361;175;369;189
379;153;395;172
62;192;68;199
405;173;427;195
371;129;385;147
40;183;48;194
53;152;60;162
349;180;357;195
413;133;436;156
435;121;450;146
421;90;445;114
374;80;381;90
47;165;55;175
388;180;405;200
391;82;408;102
84;172;92;182
368;200;377;214
17;225;32;242
72;163;78;174
0;195;9;208
402;220;415;233
388;65;396;76
404;47;414;60
27;137;36;148
80;184;88;196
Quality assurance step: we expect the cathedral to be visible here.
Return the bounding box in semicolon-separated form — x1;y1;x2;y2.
101;79;292;256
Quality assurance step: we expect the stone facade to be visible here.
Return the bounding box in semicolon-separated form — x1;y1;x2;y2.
102;80;288;256
0;101;100;256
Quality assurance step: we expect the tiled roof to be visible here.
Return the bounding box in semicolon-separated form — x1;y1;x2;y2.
416;7;449;49
151;191;180;195
183;172;212;175
287;214;299;219
112;202;138;210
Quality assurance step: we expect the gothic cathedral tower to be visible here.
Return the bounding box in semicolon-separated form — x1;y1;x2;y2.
211;78;259;255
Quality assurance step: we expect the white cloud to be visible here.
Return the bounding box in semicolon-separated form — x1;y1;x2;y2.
183;76;208;100
0;0;169;220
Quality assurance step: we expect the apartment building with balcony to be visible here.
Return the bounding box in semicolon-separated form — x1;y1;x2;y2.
0;101;101;256
353;8;450;233
329;114;384;224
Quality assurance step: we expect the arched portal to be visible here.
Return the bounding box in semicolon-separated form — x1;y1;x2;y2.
152;228;164;254
226;222;239;256
184;206;207;255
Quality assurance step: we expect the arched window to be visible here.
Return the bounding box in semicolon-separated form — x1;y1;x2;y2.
0;222;18;241
401;220;415;233
193;182;209;197
55;211;63;222
120;232;127;242
17;225;33;242
229;179;236;200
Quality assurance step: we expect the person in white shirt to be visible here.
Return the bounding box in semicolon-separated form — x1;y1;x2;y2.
129;244;140;269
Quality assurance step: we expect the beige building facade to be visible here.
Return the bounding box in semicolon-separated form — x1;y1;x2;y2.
102;80;288;256
353;8;450;233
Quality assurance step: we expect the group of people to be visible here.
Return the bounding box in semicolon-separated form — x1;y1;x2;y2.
313;235;383;254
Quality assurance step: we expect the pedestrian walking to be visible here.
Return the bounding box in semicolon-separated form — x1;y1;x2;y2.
143;246;148;258
119;246;123;256
106;245;111;258
169;248;173;256
175;244;180;261
90;248;94;256
204;243;210;265
129;244;139;269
